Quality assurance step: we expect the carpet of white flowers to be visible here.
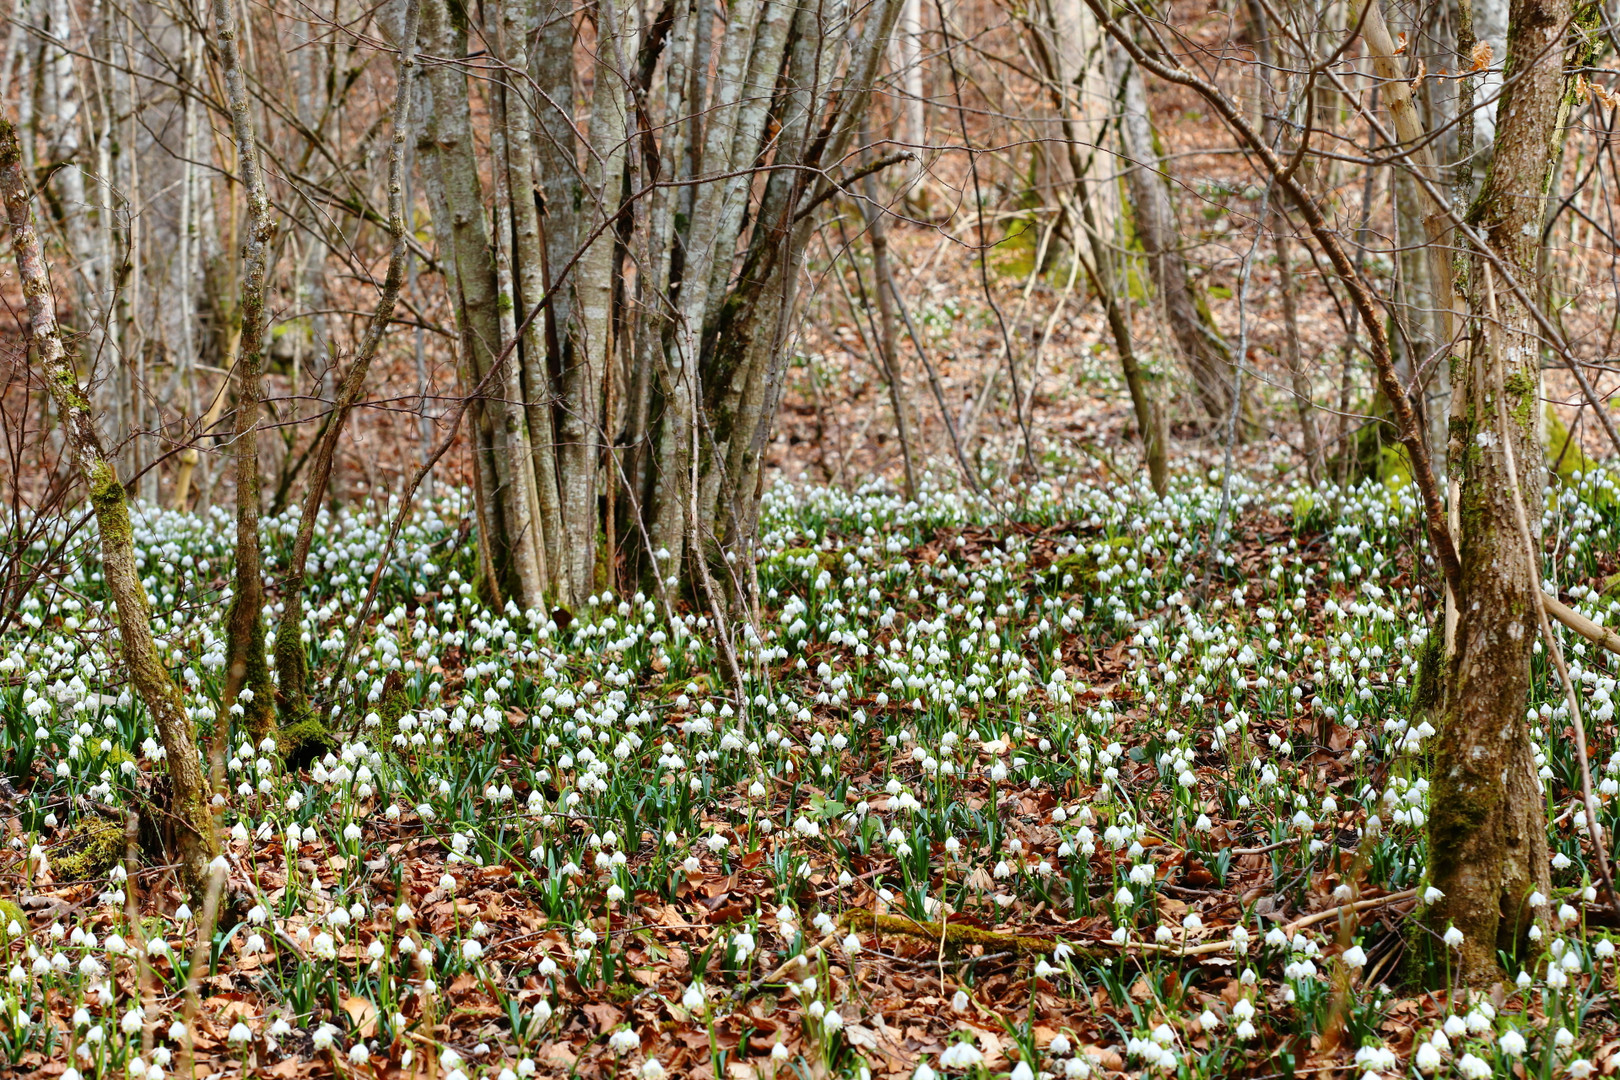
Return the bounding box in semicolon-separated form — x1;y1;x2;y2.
5;466;1620;1080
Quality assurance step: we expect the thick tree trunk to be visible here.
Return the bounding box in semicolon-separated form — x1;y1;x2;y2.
3;119;218;899
417;0;527;607
558;0;634;604
508;0;568;595
1428;0;1574;983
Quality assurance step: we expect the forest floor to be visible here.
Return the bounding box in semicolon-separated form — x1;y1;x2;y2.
4;452;1620;1080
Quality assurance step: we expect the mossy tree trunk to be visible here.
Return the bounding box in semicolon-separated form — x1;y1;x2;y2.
1427;0;1580;983
2;119;219;899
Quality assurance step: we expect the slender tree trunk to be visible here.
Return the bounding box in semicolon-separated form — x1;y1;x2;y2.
3;118;217;898
1428;0;1575;983
213;0;278;740
488;0;548;606
860;179;918;501
1115;42;1235;424
1274;229;1322;483
1028;0;1166;492
274;0;422;721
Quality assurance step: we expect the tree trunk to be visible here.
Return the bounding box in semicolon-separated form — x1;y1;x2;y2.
1428;0;1575;982
274;0;422;721
417;0;526;607
212;0;278;741
1028;0;1166;493
558;0;633;605
2;118;218;899
1115;43;1235;424
1274;229;1322;484
508;0;568;596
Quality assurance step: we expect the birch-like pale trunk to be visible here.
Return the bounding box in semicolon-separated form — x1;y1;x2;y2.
622;0;695;582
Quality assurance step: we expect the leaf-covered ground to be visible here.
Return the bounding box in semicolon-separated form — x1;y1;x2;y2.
6;466;1620;1080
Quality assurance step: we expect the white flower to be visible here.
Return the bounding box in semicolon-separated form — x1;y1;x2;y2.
938;1042;984;1069
1413;1041;1441;1073
640;1059;667;1080
1457;1053;1490;1080
1498;1029;1527;1056
349;1044;370;1064
609;1028;640;1054
227;1023;252;1044
682;982;706;1011
1341;945;1367;969
1443;926;1465;948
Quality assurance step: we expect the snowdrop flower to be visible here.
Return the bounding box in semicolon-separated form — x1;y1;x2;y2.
227;1023;252;1044
1443;926;1465;948
1498;1029;1527;1056
609;1027;640;1054
938;1043;984;1069
1341;945;1367;969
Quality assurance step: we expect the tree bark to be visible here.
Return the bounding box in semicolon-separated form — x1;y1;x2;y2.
1115;43;1236;424
2;118;218;899
212;0;278;740
1428;0;1576;982
1274;230;1322;484
274;0;422;721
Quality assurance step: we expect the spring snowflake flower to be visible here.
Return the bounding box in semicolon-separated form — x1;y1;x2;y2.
939;1043;984;1070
